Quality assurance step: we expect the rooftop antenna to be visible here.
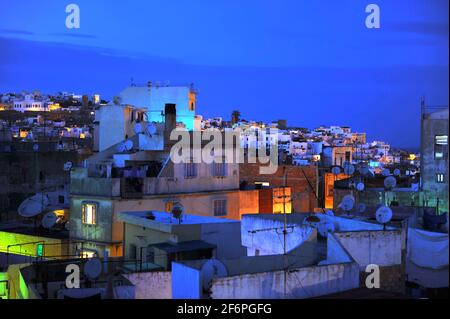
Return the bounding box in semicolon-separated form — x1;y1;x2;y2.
375;206;393;230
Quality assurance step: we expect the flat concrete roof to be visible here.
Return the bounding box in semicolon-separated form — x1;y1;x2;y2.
118;211;239;231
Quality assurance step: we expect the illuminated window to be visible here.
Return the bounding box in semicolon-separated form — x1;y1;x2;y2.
435;135;448;159
80;250;96;258
436;173;445;183
213;199;227;217
82;202;97;225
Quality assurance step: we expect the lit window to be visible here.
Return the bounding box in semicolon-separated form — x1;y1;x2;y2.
435;135;448;159
436;173;445;183
436;135;448;145
213;199;227;217
212;162;227;177
80;251;96;258
82;202;97;225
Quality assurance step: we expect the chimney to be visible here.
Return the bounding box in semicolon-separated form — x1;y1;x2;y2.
164;103;176;144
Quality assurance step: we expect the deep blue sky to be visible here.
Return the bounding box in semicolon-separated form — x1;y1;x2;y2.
0;0;448;149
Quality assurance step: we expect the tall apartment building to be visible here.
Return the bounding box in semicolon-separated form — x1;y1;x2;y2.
420;104;449;214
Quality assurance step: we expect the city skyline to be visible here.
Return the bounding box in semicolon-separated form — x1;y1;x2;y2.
0;0;448;149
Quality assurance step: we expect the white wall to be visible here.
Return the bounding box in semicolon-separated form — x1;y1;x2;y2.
124;271;171;299
334;230;402;269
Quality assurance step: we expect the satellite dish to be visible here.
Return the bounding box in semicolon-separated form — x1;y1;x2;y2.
63;161;73;171
85;257;102;280
393;169;401;176
18;193;50;217
359;164;370;175
358;203;366;213
112;96;122;105
200;259;228;292
340;195;355;211
331;166;341;175
384;176;397;189
124;140;133;151
33;144;39;152
318;222;335;238
146;123;157;135
376;206;393;224
134;122;143;134
343;162;355;175
356;182;365;192
382;169;391;177
42;212;57;229
325;210;334;216
116;142;126;152
171;203;184;223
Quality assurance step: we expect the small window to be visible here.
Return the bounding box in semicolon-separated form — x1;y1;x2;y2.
184;162;197;178
82;202;97;225
436;173;445;183
213;199;227;217
212;162;227;177
80;251;96;258
435;135;448;159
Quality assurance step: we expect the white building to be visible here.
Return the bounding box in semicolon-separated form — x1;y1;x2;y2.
12;95;47;112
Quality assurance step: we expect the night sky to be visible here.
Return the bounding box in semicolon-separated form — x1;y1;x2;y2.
0;0;448;149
